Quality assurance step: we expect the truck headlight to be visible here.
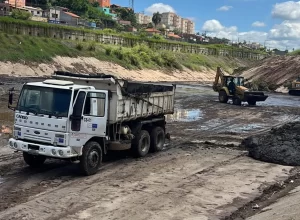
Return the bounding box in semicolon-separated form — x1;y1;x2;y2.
13;142;18;149
9;141;13;147
58;150;64;156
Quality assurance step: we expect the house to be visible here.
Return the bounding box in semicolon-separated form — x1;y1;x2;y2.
48;7;80;26
145;28;161;35
24;6;43;17
167;33;181;40
97;7;116;19
0;2;10;16
8;0;25;8
118;20;131;26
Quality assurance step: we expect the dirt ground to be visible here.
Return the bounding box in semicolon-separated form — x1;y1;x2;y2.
0;56;216;83
241;56;300;86
0;78;300;220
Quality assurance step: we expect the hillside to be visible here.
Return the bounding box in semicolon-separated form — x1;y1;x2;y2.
0;32;254;82
241;56;300;89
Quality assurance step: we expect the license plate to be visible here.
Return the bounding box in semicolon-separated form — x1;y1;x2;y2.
28;149;39;155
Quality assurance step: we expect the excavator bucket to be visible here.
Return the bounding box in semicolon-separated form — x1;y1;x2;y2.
289;89;300;96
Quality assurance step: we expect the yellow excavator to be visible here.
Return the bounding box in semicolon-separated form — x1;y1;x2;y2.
213;67;268;105
288;77;300;96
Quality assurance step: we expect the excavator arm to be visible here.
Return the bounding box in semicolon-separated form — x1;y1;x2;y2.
213;67;225;92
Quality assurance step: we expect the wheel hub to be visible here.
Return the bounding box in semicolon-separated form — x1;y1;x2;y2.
88;150;99;168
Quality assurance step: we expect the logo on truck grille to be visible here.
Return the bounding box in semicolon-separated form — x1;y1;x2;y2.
16;115;28;120
34;131;40;134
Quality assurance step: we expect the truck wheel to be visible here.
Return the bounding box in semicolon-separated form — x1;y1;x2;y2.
248;100;256;106
233;97;242;106
23;152;46;168
132;130;150;157
150;127;165;152
80;141;102;176
219;91;228;103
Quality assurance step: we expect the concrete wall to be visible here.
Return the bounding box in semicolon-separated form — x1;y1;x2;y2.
0;21;266;60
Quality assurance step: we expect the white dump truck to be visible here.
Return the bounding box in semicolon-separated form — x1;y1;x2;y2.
8;72;175;175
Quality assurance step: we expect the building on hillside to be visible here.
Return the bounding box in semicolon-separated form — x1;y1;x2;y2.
135;13;152;25
159;12;194;34
181;18;188;33
145;28;161;36
48;7;80;26
24;6;43;17
0;2;10;16
8;0;25;8
89;0;110;8
187;20;195;34
97;7;116;19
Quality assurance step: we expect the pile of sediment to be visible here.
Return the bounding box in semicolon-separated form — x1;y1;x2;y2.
242;122;300;166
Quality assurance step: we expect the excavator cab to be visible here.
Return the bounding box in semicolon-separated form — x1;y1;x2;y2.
213;67;268;106
289;76;300;96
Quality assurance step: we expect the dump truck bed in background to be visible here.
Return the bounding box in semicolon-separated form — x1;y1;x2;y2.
52;72;175;124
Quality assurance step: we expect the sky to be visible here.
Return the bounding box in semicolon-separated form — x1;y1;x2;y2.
111;0;300;51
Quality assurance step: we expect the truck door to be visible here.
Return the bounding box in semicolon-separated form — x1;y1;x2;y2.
71;90;108;137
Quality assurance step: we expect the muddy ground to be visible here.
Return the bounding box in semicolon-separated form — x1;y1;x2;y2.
0;78;300;220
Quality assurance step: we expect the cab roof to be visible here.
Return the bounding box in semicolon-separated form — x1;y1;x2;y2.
26;81;89;90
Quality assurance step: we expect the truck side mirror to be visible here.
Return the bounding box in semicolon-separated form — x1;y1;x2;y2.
8;88;15;110
9;92;13;105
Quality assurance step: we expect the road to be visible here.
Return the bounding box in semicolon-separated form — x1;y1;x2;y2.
0;81;300;220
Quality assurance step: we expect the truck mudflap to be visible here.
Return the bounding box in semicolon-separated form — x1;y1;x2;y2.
244;92;268;102
288;89;300;96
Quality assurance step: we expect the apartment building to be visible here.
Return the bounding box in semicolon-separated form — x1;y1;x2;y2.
187;20;195;34
89;0;110;7
8;0;25;8
135;13;152;24
159;12;195;34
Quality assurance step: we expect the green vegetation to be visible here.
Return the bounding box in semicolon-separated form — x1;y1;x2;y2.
11;9;32;20
0;32;79;61
289;49;300;55
0;32;244;73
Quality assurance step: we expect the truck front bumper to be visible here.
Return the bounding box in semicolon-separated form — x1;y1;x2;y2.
8;138;79;159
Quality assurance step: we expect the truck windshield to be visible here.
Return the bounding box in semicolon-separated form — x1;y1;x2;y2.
17;85;72;117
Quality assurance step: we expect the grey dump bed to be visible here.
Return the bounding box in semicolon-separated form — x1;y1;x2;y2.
52;71;175;124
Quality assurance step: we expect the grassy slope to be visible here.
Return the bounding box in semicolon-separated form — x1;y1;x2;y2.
0;32;250;73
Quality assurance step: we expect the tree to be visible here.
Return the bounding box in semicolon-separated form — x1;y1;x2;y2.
11;9;32;20
147;22;154;28
173;28;181;35
152;12;162;28
114;8;137;27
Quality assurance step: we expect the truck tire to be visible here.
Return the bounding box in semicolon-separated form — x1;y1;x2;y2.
150;127;165;152
219;91;228;103
80;141;102;176
233;97;242;106
23;152;46;168
132;130;150;157
248;100;256;106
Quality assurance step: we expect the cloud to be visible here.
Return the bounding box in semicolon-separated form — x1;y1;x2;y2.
202;20;237;32
217;6;233;11
252;21;266;27
269;20;300;40
272;1;300;20
201;19;300;50
145;3;176;15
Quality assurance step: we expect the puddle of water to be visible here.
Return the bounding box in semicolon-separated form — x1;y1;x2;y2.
228;123;264;133
167;109;203;122
259;95;300;107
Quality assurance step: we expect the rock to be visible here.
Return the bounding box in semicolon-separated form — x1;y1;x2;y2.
242;122;300;166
